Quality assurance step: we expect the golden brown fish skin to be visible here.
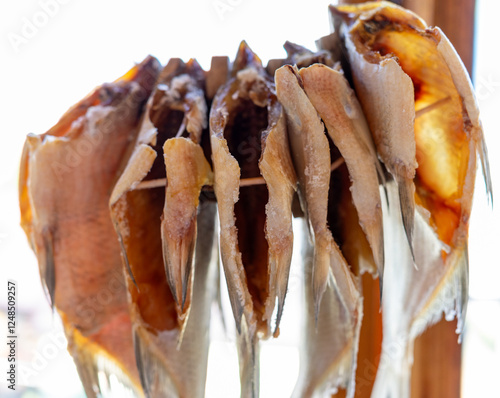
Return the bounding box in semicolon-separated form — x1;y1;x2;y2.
210;41;296;397
19;56;161;396
300;63;384;281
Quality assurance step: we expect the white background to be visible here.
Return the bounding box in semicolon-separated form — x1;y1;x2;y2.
0;0;499;397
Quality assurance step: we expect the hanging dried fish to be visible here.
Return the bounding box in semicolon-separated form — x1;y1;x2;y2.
332;3;418;256
275;63;362;398
158;58;211;333
210;41;297;397
109;58;218;398
19;56;161;397
332;2;492;396
300;63;385;281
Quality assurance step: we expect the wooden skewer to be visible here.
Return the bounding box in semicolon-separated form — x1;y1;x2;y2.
239;176;265;187
175;116;186;138
133;178;167;190
330;156;345;172
132;94;448;192
415;96;451;118
134;157;346;191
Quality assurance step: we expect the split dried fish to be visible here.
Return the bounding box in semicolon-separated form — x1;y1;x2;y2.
109;58;218;398
210;41;296;397
332;2;492;396
275;63;362;398
19;56;161;397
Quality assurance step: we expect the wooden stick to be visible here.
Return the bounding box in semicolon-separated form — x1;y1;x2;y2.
133;157;346;191
175;117;186;138
330;156;345;172
134;178;167;190
411;318;461;398
415;96;451;118
239;176;265;187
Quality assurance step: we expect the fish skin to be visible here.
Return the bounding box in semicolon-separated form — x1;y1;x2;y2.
275;64;362;398
210;41;297;397
19;56;161;397
331;3;491;396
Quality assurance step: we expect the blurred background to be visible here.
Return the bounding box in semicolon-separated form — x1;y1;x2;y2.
0;0;498;397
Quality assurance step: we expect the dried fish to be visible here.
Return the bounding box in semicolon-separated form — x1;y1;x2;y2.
332;2;492;396
109;58;218;398
275;64;362;398
19;56;161;397
332;2;418;256
210;41;296;397
300;63;385;281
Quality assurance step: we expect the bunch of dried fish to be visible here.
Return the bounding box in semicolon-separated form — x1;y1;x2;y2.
20;2;490;398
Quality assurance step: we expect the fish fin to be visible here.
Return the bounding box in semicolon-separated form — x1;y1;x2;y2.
372;221;385;302
39;227;56;310
161;225;196;311
411;244;469;341
66;325;142;398
312;236;331;324
274;256;292;337
293;220;362;398
371;342;413;398
72;348;101;398
115;225;138;289
237;316;260;398
214;256;228;337
134;329;179;398
224;265;245;335
477;128;493;205
397;175;416;261
231;41;264;76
